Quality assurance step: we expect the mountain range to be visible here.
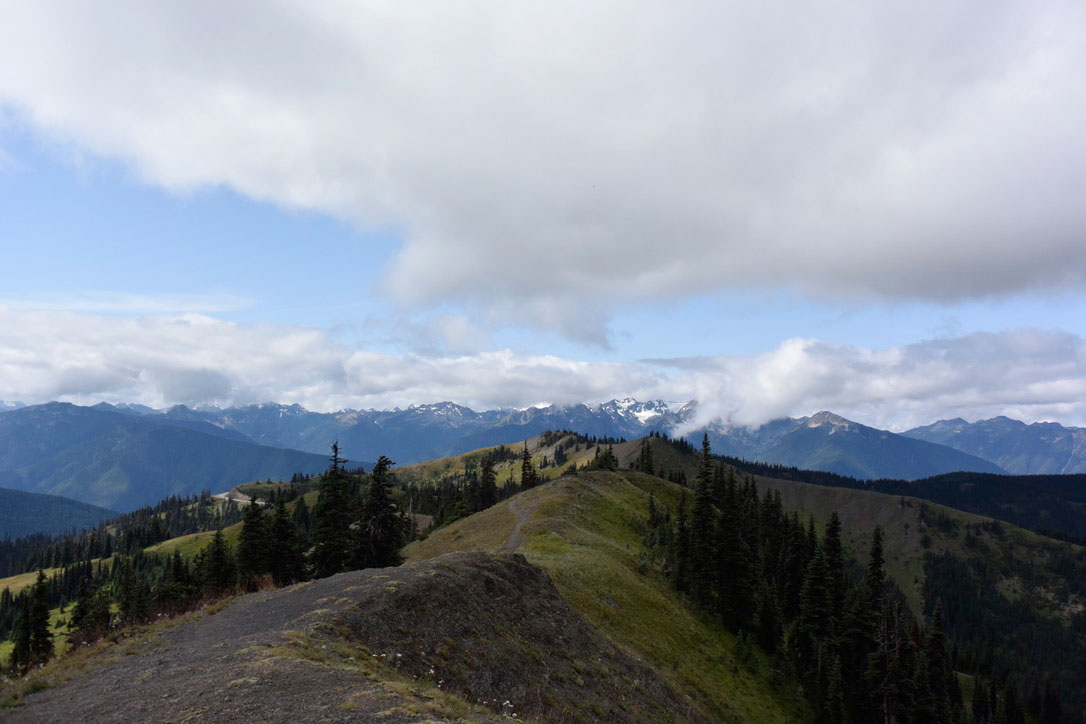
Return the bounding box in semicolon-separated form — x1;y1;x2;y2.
93;399;1023;477
2;398;1085;515
0;402;330;511
904;415;1086;474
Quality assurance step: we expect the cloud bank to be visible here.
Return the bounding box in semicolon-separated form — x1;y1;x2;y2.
1;2;1084;341
2;307;1084;429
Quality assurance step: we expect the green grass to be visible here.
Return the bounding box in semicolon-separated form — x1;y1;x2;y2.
145;522;242;558
405;471;809;723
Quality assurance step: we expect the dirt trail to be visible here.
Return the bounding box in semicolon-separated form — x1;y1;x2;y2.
503;497;532;552
7;569;495;723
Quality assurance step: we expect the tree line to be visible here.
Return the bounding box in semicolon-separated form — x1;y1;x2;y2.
4;443;412;676
643;435;1070;723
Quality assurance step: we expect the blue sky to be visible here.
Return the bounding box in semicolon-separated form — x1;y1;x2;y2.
0;2;1084;429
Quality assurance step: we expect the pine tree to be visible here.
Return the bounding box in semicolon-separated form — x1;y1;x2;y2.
476;456;498;510
866;526;885;609
237;501;270;585
354;456;408;569
672;489;691;593
822;511;845;628
291;494;311;535
715;506;754;630
311;443;355;578
11;570;55;672
636;439;655;475
796;547;832;682
269;497;306;586
690;434;717;607
9;602;31;673
520;445;540;487
70;582;111;645
196;529;237;593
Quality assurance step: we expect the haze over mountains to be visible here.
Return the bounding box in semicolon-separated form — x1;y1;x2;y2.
0;402;329;511
3;398;1085;517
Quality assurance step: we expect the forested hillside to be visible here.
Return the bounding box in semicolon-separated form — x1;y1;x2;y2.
0;488;114;539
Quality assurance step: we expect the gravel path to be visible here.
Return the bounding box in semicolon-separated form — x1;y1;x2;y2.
7;570;491;723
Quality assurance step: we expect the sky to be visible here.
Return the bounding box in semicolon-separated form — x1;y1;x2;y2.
0;1;1085;430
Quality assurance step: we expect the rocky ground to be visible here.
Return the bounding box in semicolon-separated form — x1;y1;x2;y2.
6;552;700;723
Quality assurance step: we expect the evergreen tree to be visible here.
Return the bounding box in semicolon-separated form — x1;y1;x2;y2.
822;511;845;627
520;445;540;487
715;506;754;630
291;494;311;535
269;497;306;586
475;456;498;511
690;434;717;607
237;501;270;585
311;442;355;578
195;529;237;593
795;547;832;682
11;570;54;672
70;582;111;645
866;526;886;609
28;570;53;665
9;602;31;673
672;489;691;593
154;550;195;613
117;560;151;624
354;456;408;569
636;439;655;475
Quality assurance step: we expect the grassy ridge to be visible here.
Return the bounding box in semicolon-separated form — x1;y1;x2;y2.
406;471;809;723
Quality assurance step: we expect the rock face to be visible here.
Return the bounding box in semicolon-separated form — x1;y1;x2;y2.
12;552;703;723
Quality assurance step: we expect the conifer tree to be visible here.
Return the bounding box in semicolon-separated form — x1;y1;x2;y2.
237;500;270;585
311;442;355;578
822;511;845;625
690;434;717;607
476;456;498;510
796;547;833;681
269;497;306;585
672;489;691;593
29;570;53;665
291;494;311;535
715;506;754;630
196;529;237;592
12;570;54;672
354;455;408;569
70;582;111;645
9;602;31;673
520;445;540;487
865;526;886;609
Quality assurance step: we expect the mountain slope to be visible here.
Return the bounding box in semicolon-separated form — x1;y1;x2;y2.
0;488;115;538
182;401;1004;479
710;411;1006;479
906;416;1086;474
0;403;330;510
407;472;808;723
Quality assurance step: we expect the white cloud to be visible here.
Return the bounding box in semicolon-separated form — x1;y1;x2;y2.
0;307;657;411
660;329;1086;430
1;307;1085;428
1;2;1084;341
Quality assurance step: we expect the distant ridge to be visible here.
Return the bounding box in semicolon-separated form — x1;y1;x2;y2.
905;416;1086;474
0;487;115;538
0;402;331;510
